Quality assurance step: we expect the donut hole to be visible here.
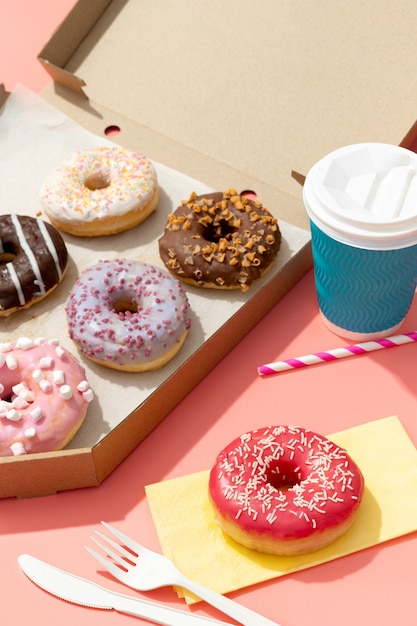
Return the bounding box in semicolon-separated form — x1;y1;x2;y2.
112;299;138;315
266;462;303;491
84;173;110;191
0;243;17;265
203;219;238;243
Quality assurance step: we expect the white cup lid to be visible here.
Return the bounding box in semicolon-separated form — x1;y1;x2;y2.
303;143;417;248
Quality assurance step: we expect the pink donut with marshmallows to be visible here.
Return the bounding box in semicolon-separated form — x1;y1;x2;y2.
0;337;93;456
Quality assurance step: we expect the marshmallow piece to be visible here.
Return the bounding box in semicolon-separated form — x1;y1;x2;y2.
30;406;43;422
53;369;65;385
82;388;95;403
16;337;34;350
5;354;17;370
55;345;68;360
6;408;22;421
39;379;52;394
60;385;73;400
39;356;53;369
24;427;36;439
32;369;44;382
11;397;29;411
10;442;26;456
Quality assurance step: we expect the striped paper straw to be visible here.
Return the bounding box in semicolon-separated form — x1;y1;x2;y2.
257;331;417;376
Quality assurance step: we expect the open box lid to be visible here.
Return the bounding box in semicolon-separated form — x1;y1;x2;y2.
2;0;417;499
38;0;417;230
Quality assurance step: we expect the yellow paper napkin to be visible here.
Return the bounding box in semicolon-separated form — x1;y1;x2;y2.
145;416;417;603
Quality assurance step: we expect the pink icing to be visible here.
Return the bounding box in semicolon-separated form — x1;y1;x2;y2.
0;337;94;456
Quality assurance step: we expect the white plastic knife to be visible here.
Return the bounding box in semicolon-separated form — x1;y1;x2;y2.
18;554;233;626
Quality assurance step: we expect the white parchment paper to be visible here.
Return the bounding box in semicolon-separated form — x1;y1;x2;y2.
0;84;310;449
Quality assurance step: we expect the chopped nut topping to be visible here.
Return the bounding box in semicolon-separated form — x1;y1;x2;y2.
160;188;281;292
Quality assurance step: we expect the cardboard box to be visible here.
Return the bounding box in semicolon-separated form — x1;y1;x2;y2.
2;0;416;498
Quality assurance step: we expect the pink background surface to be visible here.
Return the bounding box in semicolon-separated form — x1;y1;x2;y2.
1;2;417;625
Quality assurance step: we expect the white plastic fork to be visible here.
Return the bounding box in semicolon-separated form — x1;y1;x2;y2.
85;521;281;626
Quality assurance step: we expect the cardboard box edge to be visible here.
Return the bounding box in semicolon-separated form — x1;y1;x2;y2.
0;242;312;499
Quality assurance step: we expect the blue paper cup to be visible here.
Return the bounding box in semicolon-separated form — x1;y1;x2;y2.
303;143;417;340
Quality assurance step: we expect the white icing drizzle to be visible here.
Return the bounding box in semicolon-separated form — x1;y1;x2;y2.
36;218;63;279
6;261;25;305
11;214;45;297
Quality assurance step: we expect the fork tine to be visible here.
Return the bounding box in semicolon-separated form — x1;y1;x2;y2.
85;545;128;578
91;532;134;567
101;521;144;553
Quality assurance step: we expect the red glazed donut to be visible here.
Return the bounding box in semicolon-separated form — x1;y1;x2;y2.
208;425;364;556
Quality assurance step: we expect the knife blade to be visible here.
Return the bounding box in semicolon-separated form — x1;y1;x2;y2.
18;554;233;626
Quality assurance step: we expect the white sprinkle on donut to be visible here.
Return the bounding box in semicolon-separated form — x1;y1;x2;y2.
209;425;364;556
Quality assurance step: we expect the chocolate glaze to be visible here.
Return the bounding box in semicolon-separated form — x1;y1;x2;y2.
158;189;282;291
0;215;68;314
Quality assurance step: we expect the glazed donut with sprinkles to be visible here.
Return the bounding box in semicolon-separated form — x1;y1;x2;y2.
158;189;281;291
0;214;68;316
40;146;159;237
66;258;191;372
208;425;364;556
0;337;94;456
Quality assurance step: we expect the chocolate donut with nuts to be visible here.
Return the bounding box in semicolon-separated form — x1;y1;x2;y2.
158;189;281;291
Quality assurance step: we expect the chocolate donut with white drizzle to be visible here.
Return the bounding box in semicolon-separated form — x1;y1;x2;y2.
0;214;68;316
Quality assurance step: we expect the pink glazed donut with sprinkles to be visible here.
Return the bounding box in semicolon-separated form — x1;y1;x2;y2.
40;146;159;237
0;337;94;456
66;259;191;372
208;425;364;556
